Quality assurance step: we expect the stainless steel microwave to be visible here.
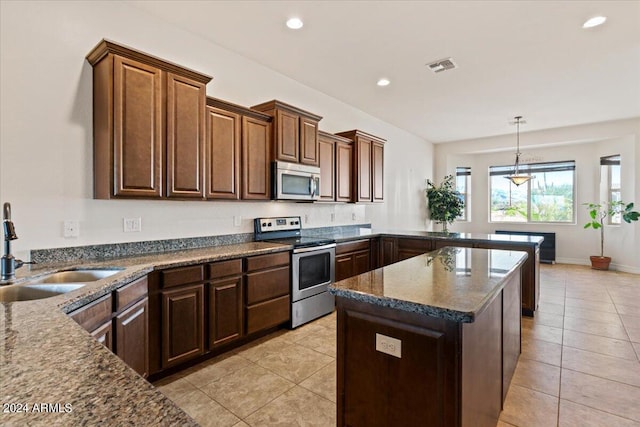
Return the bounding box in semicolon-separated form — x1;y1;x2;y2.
272;161;321;201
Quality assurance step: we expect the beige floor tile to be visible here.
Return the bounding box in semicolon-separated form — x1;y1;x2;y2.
521;337;562;366
295;326;337;357
183;354;253;389
499;384;559;427
563;316;629;340
564;297;617;313
536;301;565;316
154;376;199;403
173;389;240;427
200;364;294;419
560;369;640;422
243;386;336;427
511;358;561;396
237;339;297;363
496;421;518;427
255;343;334;383
533;311;564;329
558;399;640;427
564;305;623;325
562;346;640;387
563;329;637;360
615;303;639;315
233;422;250;427
522;323;563;344
621;314;640;330
627;326;640;343
565;289;611;303
633;342;640;359
283;323;328;343
312;311;337;329
299;361;337;403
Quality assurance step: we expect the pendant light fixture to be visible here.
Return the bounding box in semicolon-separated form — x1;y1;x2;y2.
505;116;534;186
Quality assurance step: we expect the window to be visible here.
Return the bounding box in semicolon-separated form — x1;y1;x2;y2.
456;167;470;221
600;155;621;224
490;160;575;223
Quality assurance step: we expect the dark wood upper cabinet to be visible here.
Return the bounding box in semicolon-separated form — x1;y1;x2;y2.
242;115;272;200
251;100;322;166
336;130;386;203
206;97;272;200
318;131;336;201
87;39;212;200
335;137;354;202
205;102;241;199
166;73;206;198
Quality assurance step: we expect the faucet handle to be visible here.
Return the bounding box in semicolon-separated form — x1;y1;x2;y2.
14;260;36;269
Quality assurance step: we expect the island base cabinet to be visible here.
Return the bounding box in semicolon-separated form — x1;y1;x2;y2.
335;270;521;427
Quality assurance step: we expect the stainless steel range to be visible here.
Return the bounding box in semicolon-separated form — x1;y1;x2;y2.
254;216;335;328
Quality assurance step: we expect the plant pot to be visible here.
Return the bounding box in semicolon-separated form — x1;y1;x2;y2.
590;256;611;270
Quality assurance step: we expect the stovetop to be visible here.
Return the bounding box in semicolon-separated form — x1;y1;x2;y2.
254;216;335;248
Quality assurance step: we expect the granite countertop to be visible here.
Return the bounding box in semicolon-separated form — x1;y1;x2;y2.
0;241;291;426
329;246;528;323
306;227;544;246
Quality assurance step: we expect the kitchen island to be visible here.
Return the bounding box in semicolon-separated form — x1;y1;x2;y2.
329;246;528;427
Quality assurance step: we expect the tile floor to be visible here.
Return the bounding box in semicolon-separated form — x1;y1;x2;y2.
155;264;640;427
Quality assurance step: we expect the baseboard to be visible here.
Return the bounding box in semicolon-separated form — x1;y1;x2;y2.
556;257;640;274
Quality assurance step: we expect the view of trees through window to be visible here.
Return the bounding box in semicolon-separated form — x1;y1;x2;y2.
490;161;575;223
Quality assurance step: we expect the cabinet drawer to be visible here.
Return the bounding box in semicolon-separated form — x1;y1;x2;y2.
115;276;148;312
70;293;113;332
246;266;290;305
161;265;204;288
246;295;290;335
208;259;242;279
245;251;289;272
397;238;432;252
336;239;370;255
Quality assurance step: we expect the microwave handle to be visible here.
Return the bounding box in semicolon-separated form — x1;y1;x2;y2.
310;177;318;197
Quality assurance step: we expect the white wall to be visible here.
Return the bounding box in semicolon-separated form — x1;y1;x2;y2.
434;118;640;273
0;1;433;261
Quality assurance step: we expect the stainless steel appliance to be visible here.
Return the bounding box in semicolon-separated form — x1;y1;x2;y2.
254;216;335;328
272;161;321;201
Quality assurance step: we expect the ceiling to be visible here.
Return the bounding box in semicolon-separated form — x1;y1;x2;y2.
130;1;640;143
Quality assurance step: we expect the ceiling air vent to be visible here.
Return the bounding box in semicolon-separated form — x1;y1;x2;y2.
426;58;457;73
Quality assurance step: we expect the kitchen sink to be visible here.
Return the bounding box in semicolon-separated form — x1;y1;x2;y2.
0;283;86;302
31;269;122;284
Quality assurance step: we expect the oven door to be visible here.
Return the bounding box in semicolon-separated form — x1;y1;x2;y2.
291;244;335;302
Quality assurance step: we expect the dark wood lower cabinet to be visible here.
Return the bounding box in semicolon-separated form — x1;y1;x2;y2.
336;270;521;427
209;276;243;348
335;240;371;281
91;320;113;351
161;284;205;369
115;297;149;377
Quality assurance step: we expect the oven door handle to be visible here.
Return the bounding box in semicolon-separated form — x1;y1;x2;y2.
293;243;336;254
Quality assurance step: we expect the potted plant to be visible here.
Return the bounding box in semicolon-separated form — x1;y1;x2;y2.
426;175;464;233
583;201;639;270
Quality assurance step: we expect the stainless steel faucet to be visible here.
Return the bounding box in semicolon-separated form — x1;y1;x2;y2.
2;202;27;282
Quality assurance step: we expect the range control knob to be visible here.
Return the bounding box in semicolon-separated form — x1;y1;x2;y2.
268;222;272;226
262;222;267;227
294;221;299;225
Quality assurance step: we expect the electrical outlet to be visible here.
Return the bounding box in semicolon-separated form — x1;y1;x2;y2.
123;217;142;233
233;216;242;227
63;220;80;238
304;214;309;224
330;213;335;222
352;213;357;221
375;333;402;358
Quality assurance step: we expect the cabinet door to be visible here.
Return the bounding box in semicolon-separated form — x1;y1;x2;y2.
353;250;371;276
372;141;384;202
300;117;319;166
381;237;398;266
91;320;113;351
335;253;354;282
116;297;149;377
242;116;271;200
205;106;241;199
166;73;206;198
161;284;205;369
209;276;243;348
318;135;335;201
275;109;299;163
113;56;163;198
336;141;353;202
355;137;372;202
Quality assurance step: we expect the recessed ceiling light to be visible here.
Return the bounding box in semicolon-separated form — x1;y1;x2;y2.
377;78;390;87
582;16;607;28
286;17;304;30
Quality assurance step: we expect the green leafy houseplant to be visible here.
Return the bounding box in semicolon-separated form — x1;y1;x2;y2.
426;175;465;233
583;201;640;270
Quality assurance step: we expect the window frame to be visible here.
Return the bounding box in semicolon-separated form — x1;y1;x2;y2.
456;167;471;222
488;160;576;224
600;155;621;225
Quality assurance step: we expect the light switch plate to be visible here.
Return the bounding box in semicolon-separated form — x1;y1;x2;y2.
123;217;142;233
233;216;242;227
375;333;402;358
